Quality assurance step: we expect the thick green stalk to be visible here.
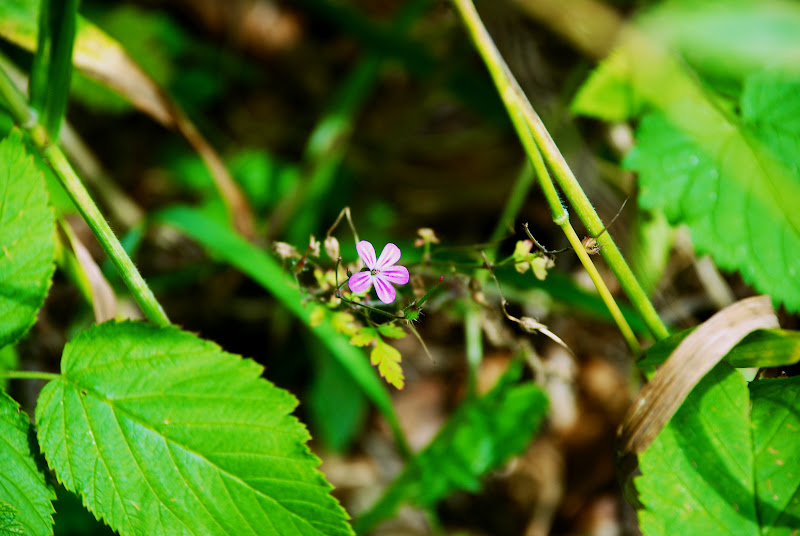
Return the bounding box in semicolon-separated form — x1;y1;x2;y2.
30;0;78;139
451;0;668;341
510;104;641;355
0;66;169;326
560;223;641;354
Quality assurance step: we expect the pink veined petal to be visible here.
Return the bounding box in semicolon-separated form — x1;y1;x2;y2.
380;265;409;285
373;276;397;304
375;242;401;270
356;240;377;269
348;271;373;293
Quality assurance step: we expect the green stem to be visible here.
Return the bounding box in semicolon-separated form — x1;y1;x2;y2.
518;118;640;355
0;66;170;326
488;160;534;245
451;0;668;342
560;223;642;355
1;370;61;382
0;69;33;128
464;304;482;397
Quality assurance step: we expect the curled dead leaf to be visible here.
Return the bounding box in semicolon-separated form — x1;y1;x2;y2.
60;220;118;322
616;295;779;491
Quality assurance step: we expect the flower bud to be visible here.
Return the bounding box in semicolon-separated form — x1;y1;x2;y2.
324;236;340;260
414;227;440;247
404;308;421;321
308;235;321;257
273;242;299;259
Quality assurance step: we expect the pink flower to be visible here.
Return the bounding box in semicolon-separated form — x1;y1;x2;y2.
348;240;410;304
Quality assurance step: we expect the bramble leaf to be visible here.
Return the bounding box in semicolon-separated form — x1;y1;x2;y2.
571;46;647;122
572;1;800;311
636;364;758;535
635;364;800;534
370;339;404;390
0;501;25;536
0;391;55;536
35;321;353;536
0;130;56;349
571;1;800;120
158;206;407;458
750;377;800;532
625;71;800;312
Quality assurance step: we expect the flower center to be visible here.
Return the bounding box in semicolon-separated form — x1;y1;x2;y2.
370;268;379;276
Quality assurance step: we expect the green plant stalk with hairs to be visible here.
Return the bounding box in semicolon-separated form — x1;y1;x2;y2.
0;66;169;327
451;0;646;355
451;0;668;345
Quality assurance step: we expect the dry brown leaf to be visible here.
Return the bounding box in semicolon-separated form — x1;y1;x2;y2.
618;295;779;458
62;220;118;323
0;12;255;237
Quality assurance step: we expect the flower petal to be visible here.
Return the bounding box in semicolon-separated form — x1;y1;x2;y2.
380;265;409;285
348;271;373;293
356;240;377;269
376;242;401;270
373;276;397;304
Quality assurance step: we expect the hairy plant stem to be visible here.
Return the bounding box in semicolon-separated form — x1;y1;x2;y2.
517;106;642;355
0;66;170;326
451;0;668;344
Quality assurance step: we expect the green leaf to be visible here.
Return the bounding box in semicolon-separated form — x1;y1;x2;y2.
0;391;55;536
639;328;800;375
0;501;25;536
633;0;800;92
308;305;325;327
354;361;548;533
330;312;358;337
634;364;800;534
370;339;404;390
377;323;405;339
0;345;18;392
571;4;800;312
636;363;759;535
50;487;116;536
156;206;409;454
571;1;800;119
726;330;800;369
67;5;190;115
349;327;377;347
307;348;368;453
29;0;77;138
627;207;674;296
0;0;166;122
750;377;800;532
625;71;800;312
571;46;648;121
0;129;56;348
35;321;354;536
